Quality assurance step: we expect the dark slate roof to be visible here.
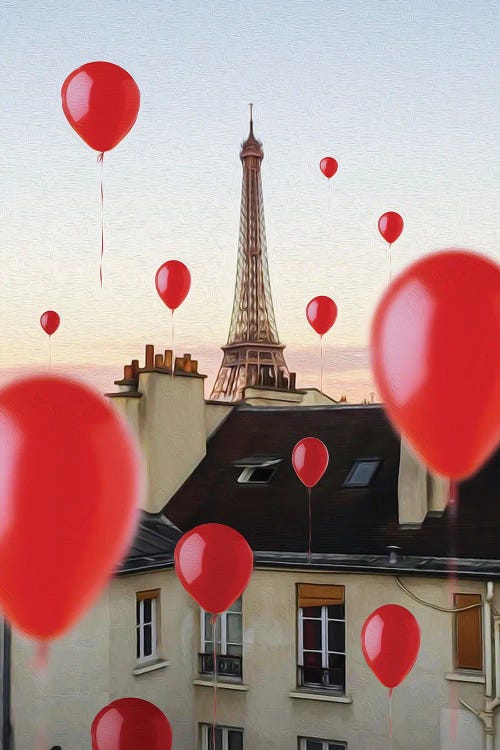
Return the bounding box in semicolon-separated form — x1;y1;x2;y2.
164;404;500;578
119;513;181;574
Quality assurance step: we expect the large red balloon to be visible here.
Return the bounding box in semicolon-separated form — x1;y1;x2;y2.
156;260;191;311
362;604;420;690
320;157;338;179
175;524;253;615
370;249;500;479
61;62;140;153
378;212;404;245
0;376;141;640
306;296;338;336
40;310;60;337
91;698;172;750
292;437;329;488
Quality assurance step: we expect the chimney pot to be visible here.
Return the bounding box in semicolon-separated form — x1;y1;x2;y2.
387;545;401;565
164;350;173;371
124;365;133;380
131;360;139;378
145;344;154;368
290;372;296;390
155;354;164;368
191;360;198;374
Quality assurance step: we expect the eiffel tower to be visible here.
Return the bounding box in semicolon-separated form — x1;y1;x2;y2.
210;106;295;401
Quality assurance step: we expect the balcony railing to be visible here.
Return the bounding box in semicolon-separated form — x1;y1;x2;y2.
199;652;242;679
297;665;345;692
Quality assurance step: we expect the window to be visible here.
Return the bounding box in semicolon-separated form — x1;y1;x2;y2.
454;593;483;671
343;459;381;487
235;457;281;484
136;590;159;662
200;724;243;750
200;597;243;679
299;739;346;750
297;584;346;692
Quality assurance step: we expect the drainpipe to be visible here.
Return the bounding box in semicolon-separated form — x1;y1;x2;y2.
460;582;498;750
2;621;11;750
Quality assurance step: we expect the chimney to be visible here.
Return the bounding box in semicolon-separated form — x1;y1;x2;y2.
398;439;428;528
108;344;207;514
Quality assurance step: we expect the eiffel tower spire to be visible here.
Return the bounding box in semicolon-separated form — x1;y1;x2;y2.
210;106;294;401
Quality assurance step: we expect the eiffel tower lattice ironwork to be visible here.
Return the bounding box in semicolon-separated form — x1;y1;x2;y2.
210;106;295;402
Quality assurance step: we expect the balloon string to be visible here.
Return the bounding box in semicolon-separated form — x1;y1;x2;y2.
171;310;175;379
319;335;324;393
389;243;392;285
447;478;459;743
308;487;312;564
33;640;49;750
97;152;104;287
211;615;218;750
328;180;332;213
48;336;52;373
388;689;393;750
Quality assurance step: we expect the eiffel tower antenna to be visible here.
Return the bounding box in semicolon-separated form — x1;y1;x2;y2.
210;107;295;401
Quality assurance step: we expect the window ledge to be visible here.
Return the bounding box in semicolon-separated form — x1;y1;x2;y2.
133;659;170;676
193;679;249;692
445;672;485;685
289;689;352;704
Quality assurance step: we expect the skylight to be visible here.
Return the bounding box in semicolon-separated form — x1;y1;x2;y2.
235;457;282;484
343;459;381;487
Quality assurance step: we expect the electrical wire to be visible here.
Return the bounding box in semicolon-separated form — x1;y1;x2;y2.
395;577;484;613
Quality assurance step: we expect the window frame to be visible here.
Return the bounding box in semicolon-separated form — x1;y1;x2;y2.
299;738;347;750
200;723;244;750
343;458;381;488
453;593;483;672
200;597;243;680
136;589;160;663
297;585;346;693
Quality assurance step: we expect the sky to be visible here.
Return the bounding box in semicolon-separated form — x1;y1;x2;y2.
1;0;498;401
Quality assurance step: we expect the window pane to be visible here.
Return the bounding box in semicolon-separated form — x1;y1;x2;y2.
227;613;242;643
204;613;221;649
136;600;141;624
143;597;152;623
228;730;243;750
227;644;242;657
327;653;346;689
328;621;345;652
229;597;242;613
303;651;322;685
303;619;322;650
305;741;322;750
329;744;346;750
302;606;322;618
143;624;152;656
327;604;345;619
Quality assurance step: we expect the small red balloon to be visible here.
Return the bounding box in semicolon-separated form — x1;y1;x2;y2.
306;296;338;336
0;376;141;640
362;604;420;690
61;61;140;153
378;212;404;245
91;698;172;750
370;249;500;479
175;524;253;615
320;157;338;179
40;311;60;337
292;437;329;488
156;260;191;311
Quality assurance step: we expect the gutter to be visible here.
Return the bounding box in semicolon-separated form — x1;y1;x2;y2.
2;621;11;750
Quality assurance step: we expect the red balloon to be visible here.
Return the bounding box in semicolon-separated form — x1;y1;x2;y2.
40;310;60;337
92;698;172;750
378;211;404;245
0;376;141;640
362;604;420;690
320;157;338;179
156;260;191;311
306;296;338;336
292;437;329;488
370;249;500;480
61;62;140;153
175;524;253;615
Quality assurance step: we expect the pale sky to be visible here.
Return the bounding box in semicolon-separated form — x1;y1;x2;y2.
1;0;498;401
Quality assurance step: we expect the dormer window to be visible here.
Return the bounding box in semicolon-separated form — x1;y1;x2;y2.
234;456;282;484
343;459;381;487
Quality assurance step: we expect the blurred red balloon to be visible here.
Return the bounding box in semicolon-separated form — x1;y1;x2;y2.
40;311;60;337
92;698;172;750
175;524;253;615
156;260;191;311
378;212;404;245
370;249;500;479
61;62;140;153
306;296;338;336
292;437;329;488
320;157;338;179
0;376;141;640
362;604;420;690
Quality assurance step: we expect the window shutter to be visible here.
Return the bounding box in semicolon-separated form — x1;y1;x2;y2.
454;593;482;671
298;584;344;608
136;589;160;602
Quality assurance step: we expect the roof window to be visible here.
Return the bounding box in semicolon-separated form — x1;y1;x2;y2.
235;456;281;484
343;459;381;487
